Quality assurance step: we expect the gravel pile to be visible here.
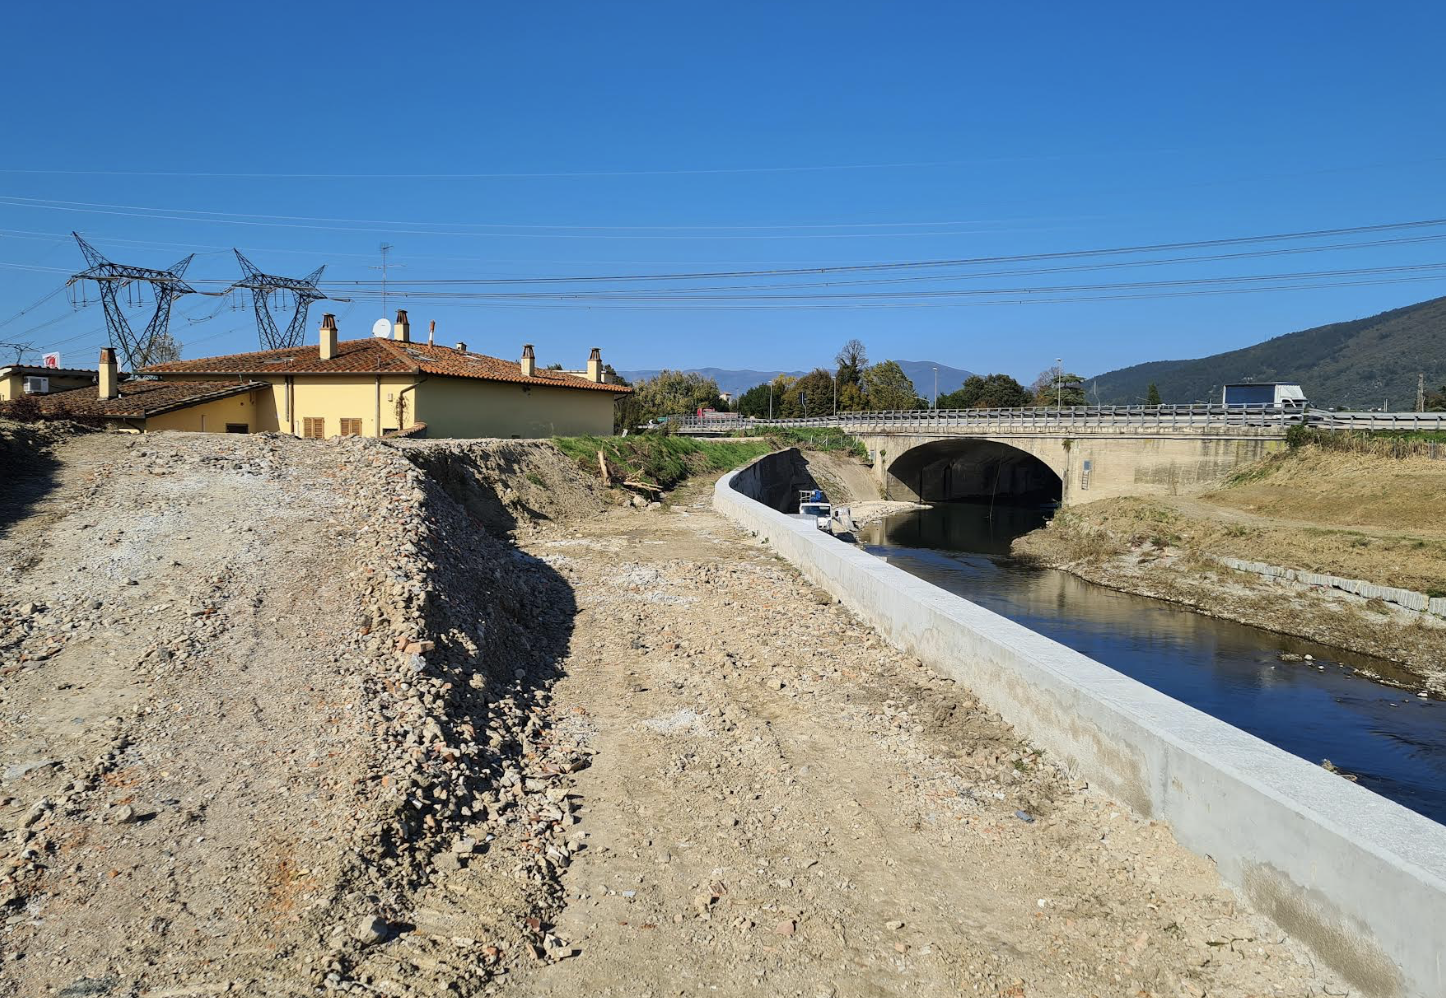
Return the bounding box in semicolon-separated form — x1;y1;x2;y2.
0;426;590;996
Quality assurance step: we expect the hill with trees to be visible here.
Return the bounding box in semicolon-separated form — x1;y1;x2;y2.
1086;296;1446;408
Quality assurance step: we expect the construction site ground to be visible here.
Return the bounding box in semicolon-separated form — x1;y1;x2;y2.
0;425;1345;997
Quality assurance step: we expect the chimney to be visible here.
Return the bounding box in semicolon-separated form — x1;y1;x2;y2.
520;344;536;378
586;346;604;383
455;341;467;353
98;347;118;400
427;319;435;346
393;309;410;343
319;313;338;360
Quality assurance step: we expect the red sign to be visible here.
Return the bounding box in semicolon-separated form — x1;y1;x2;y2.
42;352;60;369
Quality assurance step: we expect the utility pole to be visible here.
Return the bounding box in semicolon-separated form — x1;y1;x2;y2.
1056;357;1063;408
932;365;938;409
832;373;837;417
1419;373;1426;413
768;383;773;420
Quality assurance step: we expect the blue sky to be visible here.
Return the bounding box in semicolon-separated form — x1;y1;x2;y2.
2;1;1444;382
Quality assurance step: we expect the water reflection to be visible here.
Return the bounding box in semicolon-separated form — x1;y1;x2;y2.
857;502;1446;825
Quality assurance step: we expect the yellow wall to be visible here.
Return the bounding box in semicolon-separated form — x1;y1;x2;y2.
1;372;95;401
415;377;616;438
153;372;617;438
144;391;261;433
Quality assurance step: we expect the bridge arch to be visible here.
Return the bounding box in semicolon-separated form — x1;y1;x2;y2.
884;437;1063;504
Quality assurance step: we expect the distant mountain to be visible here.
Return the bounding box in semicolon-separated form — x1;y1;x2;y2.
616;361;974;400
891;361;975;400
1086;296;1446;409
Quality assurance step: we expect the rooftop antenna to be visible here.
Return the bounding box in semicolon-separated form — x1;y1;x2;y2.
369;243;404;334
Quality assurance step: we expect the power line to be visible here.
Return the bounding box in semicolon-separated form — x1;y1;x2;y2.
315;216;1446;286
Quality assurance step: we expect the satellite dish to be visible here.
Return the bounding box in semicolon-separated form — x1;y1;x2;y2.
372;318;392;338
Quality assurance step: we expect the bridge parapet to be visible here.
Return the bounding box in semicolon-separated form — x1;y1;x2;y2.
672;405;1446;436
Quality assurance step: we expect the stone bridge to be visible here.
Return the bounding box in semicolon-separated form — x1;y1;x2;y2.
675;406;1308;505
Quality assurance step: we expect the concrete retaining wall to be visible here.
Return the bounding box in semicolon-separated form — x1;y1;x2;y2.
716;453;1446;998
1214;555;1446;617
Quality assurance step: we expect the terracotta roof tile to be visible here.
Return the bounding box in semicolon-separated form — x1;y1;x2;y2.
146;338;632;394
6;380;265;421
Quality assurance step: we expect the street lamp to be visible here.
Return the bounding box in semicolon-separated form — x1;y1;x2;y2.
932;365;938;409
1056;357;1063;409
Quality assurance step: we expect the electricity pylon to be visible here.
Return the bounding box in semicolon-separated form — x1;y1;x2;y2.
229;250;329;350
67;233;199;371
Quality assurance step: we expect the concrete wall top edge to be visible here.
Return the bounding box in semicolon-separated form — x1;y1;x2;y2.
716;465;1446;884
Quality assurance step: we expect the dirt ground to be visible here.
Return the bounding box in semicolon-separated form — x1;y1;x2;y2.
503;480;1343;998
0;428;1349;997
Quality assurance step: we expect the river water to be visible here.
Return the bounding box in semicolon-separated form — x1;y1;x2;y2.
855;502;1446;825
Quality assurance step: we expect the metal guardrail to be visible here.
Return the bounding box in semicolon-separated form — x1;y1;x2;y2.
668;406;1446;434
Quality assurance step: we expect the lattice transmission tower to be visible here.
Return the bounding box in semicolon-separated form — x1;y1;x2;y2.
67;233;199;371
229;251;330;350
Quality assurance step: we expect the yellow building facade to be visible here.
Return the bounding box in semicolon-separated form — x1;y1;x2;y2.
146;312;629;439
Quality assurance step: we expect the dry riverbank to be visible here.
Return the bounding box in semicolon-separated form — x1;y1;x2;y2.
1013;446;1446;693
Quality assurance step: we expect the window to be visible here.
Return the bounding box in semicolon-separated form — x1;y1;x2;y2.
339;418;363;437
302;417;325;439
225;423;249;434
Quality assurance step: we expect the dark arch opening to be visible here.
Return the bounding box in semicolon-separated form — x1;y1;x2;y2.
886;438;1062;505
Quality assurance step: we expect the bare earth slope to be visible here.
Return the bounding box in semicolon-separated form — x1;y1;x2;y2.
0;431;594;996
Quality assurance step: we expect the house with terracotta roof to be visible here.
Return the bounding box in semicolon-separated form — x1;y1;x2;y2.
145;311;630;438
0;363;105;402
4;348;267;432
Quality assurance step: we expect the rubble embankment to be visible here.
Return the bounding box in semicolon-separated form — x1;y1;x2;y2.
0;428;591;996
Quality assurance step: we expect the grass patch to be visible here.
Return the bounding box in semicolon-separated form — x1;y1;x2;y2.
729;426;868;460
553;433;774;490
1287;425;1446;454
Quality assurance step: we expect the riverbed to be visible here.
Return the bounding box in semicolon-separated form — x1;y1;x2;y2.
855;502;1446;825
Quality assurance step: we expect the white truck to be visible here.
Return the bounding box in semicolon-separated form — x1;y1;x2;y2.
1220;382;1308;409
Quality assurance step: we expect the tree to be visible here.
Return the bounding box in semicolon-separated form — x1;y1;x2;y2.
145;331;183;366
837;381;866;412
1030;368;1087;407
736;382;774;418
935;373;1031;410
632;370;723;420
607;368;641;433
1146;383;1162;406
862;360;924;410
783;368;836;417
769;374;801;417
835;339;868;392
1425;385;1446;412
